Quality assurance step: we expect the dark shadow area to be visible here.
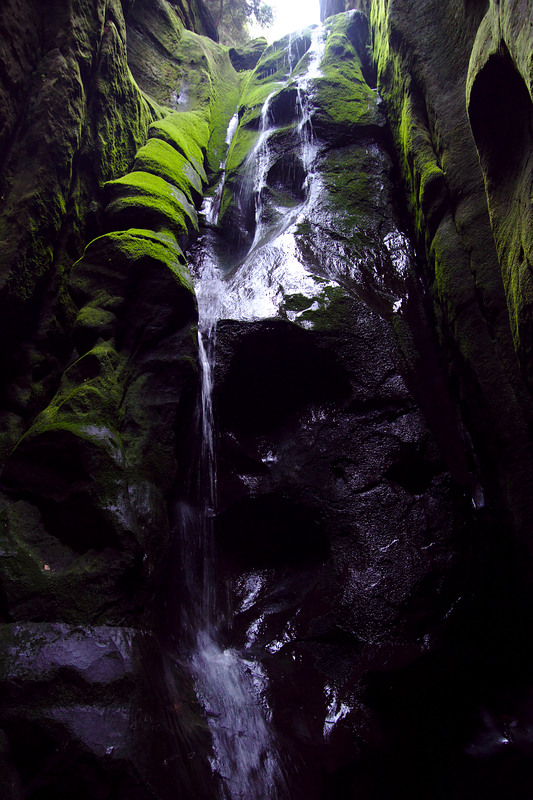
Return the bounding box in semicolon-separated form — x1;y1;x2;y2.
267;152;307;202
216;492;329;567
215;320;351;434
469;47;533;187
362;526;533;800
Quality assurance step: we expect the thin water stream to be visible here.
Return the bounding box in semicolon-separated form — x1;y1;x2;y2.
180;24;331;799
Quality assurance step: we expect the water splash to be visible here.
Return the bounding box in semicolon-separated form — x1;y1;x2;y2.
191;631;287;800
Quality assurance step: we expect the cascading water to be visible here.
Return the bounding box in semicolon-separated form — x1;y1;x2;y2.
180;23;334;799
187;331;287;800
205;111;240;228
248;90;277;250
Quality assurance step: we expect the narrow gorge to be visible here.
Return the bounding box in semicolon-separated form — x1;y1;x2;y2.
0;1;532;798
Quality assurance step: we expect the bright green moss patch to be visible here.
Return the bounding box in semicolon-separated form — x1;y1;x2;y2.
225;127;260;176
238;80;284;129
13;342;125;455
105;171;198;239
253;33;297;82
149;111;209;181
133;138;204;203
315;21;379;132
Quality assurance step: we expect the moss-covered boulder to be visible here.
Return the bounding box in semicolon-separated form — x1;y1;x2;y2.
314;11;382;140
229;37;269;72
105;171;199;241
133;138;204;203
1;226;197;625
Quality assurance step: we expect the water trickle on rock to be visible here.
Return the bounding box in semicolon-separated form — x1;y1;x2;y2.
179;23;340;799
205;111;240;228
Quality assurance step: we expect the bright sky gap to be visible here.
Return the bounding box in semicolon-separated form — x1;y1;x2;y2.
253;0;322;42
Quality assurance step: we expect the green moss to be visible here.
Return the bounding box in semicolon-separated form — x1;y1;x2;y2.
224;127;260;176
253;33;297;82
105;171;199;239
320;145;389;243
238;80;283;128
293;286;352;331
23;343;124;438
315;20;378;132
70;228;192;310
133;138;204;203
149;111;209;181
73;305;116;353
283;293;316;312
229;38;269;72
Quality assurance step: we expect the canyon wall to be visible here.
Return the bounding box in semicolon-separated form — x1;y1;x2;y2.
0;0;532;797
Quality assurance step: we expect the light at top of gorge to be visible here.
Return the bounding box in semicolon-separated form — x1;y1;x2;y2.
251;0;322;43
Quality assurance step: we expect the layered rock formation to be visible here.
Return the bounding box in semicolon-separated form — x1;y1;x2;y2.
0;1;228;796
1;0;532;798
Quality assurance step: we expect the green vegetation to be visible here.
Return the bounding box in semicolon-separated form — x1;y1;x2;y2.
315;14;379;132
105;171;199;239
204;0;274;46
133;138;204;203
149;111;210;181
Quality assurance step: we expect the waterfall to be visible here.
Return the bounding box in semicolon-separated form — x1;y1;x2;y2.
205;111;240;227
180;105;290;798
188;327;287;799
249;90;277;250
180;24;332;798
295;27;327;184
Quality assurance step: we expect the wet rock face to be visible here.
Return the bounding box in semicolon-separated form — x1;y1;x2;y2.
214;309;459;634
183;6;533;796
355;0;533;557
310;1;533;795
212;312;465;796
0;624;215;800
186;12;478;796
0;0;533;797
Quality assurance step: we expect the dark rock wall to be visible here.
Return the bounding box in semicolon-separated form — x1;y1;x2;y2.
339;1;533;796
194;10;533;797
467;2;533;392
355;0;533;554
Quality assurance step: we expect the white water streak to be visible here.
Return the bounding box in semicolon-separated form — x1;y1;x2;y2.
205;111;240;227
185;25;333;800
